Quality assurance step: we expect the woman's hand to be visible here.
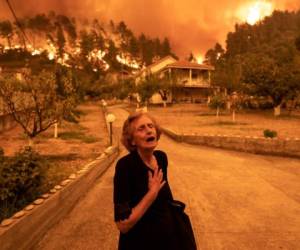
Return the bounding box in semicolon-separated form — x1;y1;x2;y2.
148;168;166;198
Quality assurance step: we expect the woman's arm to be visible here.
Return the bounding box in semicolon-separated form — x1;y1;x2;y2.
116;168;165;234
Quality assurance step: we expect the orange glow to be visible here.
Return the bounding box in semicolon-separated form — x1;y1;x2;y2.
238;1;273;25
31;49;42;56
196;55;204;64
48;51;55;60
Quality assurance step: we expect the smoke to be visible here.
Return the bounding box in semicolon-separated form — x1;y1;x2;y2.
1;0;299;58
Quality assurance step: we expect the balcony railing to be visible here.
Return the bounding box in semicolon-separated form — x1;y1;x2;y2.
180;79;210;88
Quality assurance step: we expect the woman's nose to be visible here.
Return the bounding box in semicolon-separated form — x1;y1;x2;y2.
146;126;152;134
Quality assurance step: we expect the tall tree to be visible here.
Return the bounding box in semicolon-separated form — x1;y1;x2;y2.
0;20;13;48
56;23;66;58
56;15;77;47
204;43;225;66
26;14;53;48
161;37;171;56
79;30;94;58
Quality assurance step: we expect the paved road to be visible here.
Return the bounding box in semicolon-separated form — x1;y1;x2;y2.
36;106;300;250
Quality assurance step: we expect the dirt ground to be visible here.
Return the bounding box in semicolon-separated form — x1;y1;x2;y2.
148;104;300;139
0;102;108;188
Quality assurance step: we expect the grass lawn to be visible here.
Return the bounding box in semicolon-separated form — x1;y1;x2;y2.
147;104;300;138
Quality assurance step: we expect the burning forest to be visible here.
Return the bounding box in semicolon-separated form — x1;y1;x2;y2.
0;11;175;75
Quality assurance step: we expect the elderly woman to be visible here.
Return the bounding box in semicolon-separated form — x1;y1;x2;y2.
113;112;196;250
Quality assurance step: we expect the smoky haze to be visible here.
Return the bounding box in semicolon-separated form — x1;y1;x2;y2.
0;0;299;58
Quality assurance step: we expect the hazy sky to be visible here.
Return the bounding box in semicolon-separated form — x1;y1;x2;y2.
1;0;299;58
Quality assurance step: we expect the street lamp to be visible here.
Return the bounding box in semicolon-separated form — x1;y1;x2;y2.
101;99;107;112
106;113;116;146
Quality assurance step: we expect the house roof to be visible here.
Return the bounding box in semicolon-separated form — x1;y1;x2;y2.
166;61;214;70
135;55;177;77
146;55;177;70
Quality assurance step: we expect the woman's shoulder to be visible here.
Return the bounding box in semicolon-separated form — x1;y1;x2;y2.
115;151;136;170
154;150;167;159
154;150;168;167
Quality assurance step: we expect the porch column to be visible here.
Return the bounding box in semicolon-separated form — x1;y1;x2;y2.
189;69;192;84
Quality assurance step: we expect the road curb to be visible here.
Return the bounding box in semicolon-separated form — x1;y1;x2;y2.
161;127;300;158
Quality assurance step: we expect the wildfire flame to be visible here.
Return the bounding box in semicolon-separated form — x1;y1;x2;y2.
116;54;140;69
196;55;204;64
238;1;274;25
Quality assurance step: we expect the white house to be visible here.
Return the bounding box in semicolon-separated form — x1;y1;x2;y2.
136;56;215;104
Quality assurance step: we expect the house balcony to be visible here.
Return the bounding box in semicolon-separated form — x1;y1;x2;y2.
180;79;211;88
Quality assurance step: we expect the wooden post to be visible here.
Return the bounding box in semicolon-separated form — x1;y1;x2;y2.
54;122;58;138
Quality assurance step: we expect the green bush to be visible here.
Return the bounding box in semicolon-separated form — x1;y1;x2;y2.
263;129;278;138
0;147;48;220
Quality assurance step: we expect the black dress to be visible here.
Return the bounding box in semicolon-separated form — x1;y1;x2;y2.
113;150;180;250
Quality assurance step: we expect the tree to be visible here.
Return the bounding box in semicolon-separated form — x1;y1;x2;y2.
129;36;139;57
0;70;77;144
206;10;300;117
137;75;177;108
161;37;171;56
56;15;77;46
208;94;226;117
187;53;196;62
204;43;225;66
56;23;66;58
137;75;159;106
27;14;53;44
104;39;120;71
79;30;94;58
0;20;13;48
242;53;300;116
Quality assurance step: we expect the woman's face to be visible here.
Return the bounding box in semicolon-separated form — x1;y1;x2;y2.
131;115;158;151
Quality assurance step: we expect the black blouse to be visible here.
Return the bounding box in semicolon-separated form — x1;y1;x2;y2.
113;150;179;250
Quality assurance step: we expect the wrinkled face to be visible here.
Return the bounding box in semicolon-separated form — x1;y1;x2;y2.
131;115;158;151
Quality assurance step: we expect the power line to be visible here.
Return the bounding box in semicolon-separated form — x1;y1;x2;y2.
6;0;31;49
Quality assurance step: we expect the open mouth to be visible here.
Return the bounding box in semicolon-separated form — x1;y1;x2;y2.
146;136;156;142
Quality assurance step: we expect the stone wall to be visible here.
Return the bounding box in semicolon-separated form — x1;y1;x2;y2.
162;127;300;158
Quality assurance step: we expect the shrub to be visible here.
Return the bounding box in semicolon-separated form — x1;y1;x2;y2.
258;100;274;110
263;129;278;138
0;147;48;220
